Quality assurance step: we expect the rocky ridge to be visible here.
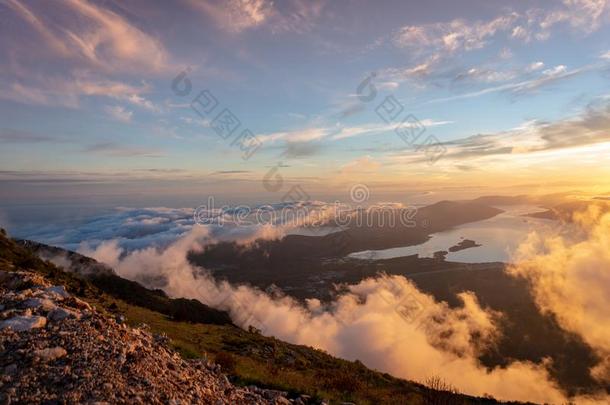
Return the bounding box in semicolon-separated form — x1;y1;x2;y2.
0;270;301;404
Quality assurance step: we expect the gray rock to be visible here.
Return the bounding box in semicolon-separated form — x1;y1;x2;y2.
21;297;57;312
45;286;70;299
34;347;67;362
0;315;47;331
48;307;81;321
0;269;279;405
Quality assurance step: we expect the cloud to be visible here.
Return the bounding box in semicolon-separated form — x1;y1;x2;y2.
396;99;610;167
3;0;171;74
83;142;164;158
427;62;597;104
186;0;273;33
379;55;442;83
340;156;381;174
260;120;452;145
527;61;545;71
0;128;59;143
338;102;366;119
268;0;325;33
105;105;133;123
0;73;153;109
533;103;610;150
62;207;602;403
538;0;609;35
0;1;166;112
187;0;325;34
15;202;610;402
393;14;518;54
330;124;395;141
211;170;253;175
258;127;328;143
448;61;552;88
388;1;609;84
508;204;610;383
20;203;342;253
453;67;518;84
281;141;322;158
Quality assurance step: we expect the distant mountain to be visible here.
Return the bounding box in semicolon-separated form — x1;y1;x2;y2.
525;199;610;221
471;195;530;205
192;200;504;274
471;193;574;207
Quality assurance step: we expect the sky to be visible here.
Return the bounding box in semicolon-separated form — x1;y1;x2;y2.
1;0;610;214
2;3;610;400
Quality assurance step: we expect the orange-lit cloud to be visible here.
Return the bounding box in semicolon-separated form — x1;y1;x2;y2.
79;221;609;403
4;0;171;73
509;204;610;383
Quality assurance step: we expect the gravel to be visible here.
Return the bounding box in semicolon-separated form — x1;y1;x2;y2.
0;270;299;405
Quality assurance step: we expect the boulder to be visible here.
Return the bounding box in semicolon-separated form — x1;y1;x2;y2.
48;307;81;322
45;285;70;299
0;315;47;331
34;347;67;362
21;297;57;312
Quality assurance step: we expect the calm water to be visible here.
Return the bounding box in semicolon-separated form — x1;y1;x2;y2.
349;205;558;263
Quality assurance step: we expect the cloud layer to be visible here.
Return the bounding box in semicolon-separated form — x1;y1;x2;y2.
40;205;606;403
508;204;610;384
82;224;570;403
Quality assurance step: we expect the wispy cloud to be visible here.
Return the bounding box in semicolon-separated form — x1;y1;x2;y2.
0;73;155;109
187;0;325;34
84;142;164;158
427;62;600;104
3;0;172;74
186;0;273;33
105;105;133;123
259;120;453;144
340;155;381;174
0;128;60;143
393;14;518;54
387;1;610;83
258;127;329;143
420;99;610;162
210;170;253;175
281;142;322;158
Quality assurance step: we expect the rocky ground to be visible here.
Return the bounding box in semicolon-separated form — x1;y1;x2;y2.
0;270;310;405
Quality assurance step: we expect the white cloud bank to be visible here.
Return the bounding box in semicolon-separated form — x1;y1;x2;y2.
508;205;610;385
75;207;609;403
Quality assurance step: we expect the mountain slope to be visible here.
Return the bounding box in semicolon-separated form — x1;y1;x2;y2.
16;239;233;325
0;269;276;404
0;229;517;404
